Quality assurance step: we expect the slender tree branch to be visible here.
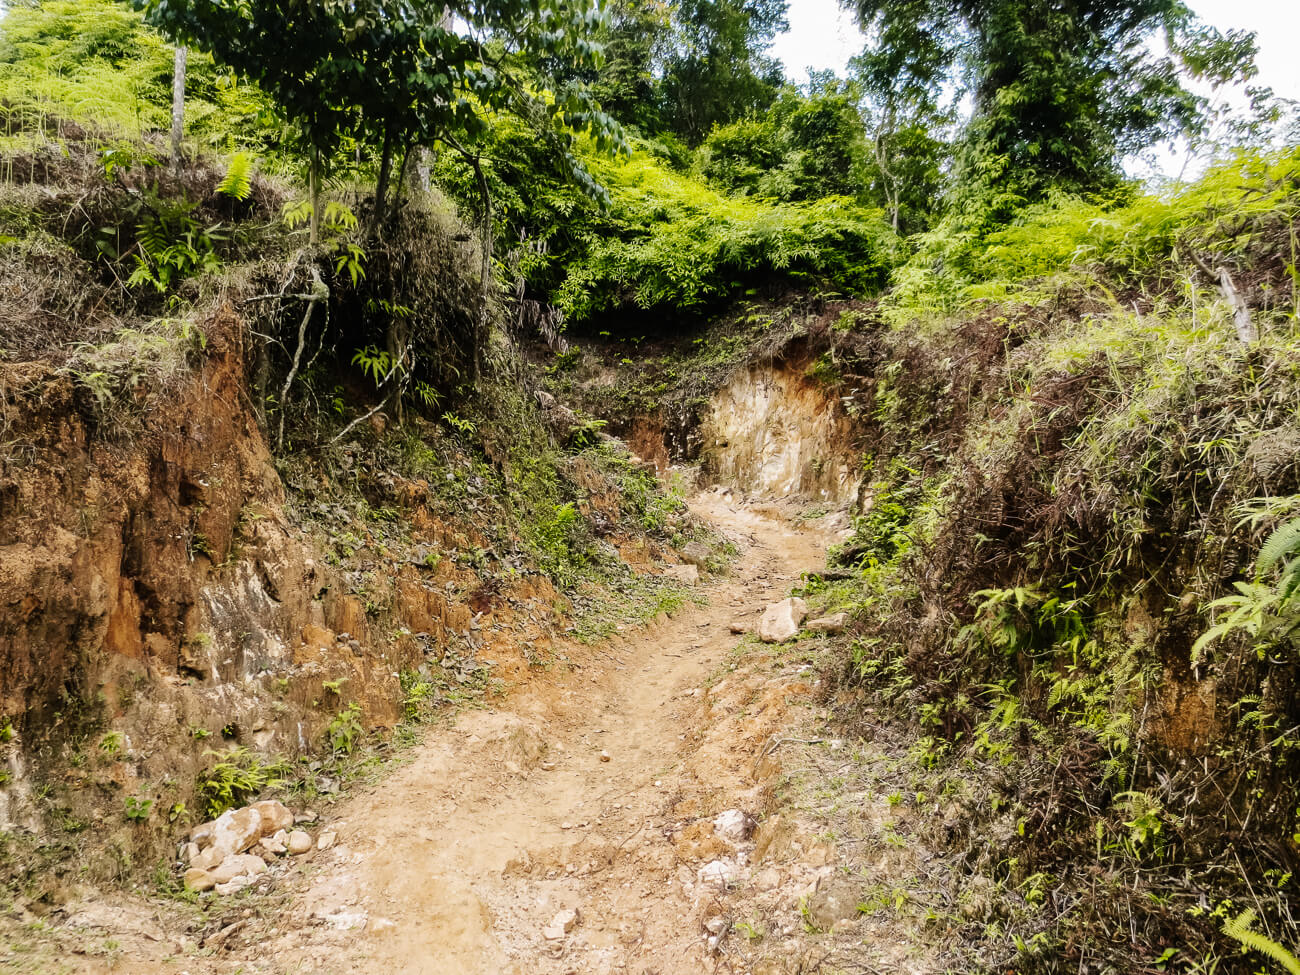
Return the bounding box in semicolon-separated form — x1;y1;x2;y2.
276;265;327;450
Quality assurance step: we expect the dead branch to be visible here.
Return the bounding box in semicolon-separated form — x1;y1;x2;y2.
276;265;327;450
327;341;412;445
1183;247;1258;343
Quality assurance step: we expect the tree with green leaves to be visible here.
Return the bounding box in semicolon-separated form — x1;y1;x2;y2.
849;0;1259;218
559;0;673;135
138;0;621;242
697;80;870;203
660;0;788;145
139;0;624;394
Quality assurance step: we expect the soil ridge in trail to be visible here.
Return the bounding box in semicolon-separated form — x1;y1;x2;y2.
243;493;834;974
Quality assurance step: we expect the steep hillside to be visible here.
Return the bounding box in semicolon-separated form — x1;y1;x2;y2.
531;148;1300;973
2;1;1300;973
0;135;725;902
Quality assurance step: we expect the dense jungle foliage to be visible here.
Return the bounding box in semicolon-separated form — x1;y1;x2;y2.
2;0;1300;971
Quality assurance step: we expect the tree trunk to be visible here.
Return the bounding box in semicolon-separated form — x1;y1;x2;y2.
1218;266;1258;344
373;127;395;232
468;154;492;382
170;46;187;170
1184;247;1259;344
309;149;320;247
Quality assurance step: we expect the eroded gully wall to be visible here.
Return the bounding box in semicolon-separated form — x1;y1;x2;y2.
695;361;862;504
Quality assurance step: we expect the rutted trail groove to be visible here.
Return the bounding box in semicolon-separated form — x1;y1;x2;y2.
130;494;834;975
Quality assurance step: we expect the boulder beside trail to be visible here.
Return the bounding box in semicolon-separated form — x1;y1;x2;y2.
251;799;295;834
806;612;848;635
758;598;807;643
191;806;263;859
664;564;700;586
678;541;712;569
184;799;316;893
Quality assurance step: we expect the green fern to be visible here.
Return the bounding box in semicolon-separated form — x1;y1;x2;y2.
1223;909;1300;975
1257;516;1300;578
1256;514;1300;614
216;150;254;201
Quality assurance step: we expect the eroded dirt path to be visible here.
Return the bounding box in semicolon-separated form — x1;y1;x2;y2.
220;494;832;974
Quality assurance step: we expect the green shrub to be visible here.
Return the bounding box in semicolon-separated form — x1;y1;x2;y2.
196;746;290;818
123;796;153;822
555;150;899;322
887;145;1300;319
325;702;363;756
0;0;275;153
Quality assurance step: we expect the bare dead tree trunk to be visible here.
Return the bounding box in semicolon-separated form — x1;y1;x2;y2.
1217;266;1258;344
170;46;187;170
1185;247;1258;344
277;266;328;450
873;130;900;233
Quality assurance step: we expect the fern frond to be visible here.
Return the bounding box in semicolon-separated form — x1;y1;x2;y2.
1257;516;1300;577
282;198;312;229
216;151;254;202
1223;909;1300;975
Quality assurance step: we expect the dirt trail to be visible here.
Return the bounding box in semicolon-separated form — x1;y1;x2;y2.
19;493;837;975
228;493;833;975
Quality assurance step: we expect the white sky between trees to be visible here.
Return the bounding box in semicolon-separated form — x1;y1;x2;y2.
773;0;1300;180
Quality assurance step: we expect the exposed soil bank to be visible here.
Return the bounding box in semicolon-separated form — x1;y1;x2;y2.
0;307;689;885
697;363;861;503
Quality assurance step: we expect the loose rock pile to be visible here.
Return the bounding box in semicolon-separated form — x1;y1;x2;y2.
182;800;323;894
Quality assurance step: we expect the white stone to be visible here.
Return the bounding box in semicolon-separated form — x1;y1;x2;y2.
258;830;288;856
183;867;216;892
316;830;337;851
697;859;740;889
210;853;268;884
214;876;253;896
663;564;700;586
191;845;224;871
713;809;756;844
805;612;847;635
757;598;807;643
287;830;313;855
191;806;263;858
543;909;580;942
250;800;295;835
321;911;368;931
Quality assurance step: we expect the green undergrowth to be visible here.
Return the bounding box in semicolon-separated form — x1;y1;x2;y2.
810;146;1300;973
889;147;1300;321
551;149;899;323
0;0;277;155
433;120;901;332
